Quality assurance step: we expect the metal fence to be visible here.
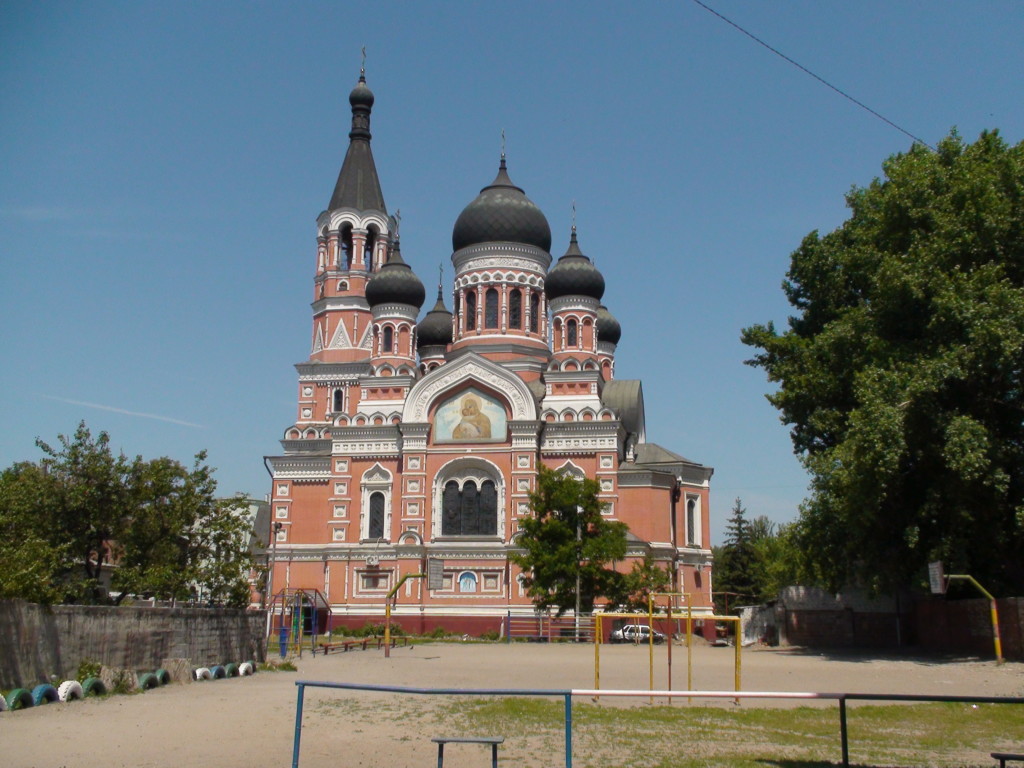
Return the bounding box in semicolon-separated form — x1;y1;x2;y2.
291;680;1024;768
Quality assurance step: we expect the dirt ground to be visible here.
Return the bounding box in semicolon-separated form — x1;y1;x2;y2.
1;642;1020;768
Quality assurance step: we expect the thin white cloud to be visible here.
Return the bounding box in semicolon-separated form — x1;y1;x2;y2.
39;395;205;428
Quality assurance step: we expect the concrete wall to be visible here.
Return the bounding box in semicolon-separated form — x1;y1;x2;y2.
771;588;1022;659
0;600;266;689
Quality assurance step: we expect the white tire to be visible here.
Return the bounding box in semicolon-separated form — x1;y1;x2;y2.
238;662;254;676
57;680;84;702
194;667;212;681
0;695;7;712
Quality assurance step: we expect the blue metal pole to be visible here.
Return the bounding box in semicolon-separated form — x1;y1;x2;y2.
292;683;306;768
564;693;572;768
839;696;848;768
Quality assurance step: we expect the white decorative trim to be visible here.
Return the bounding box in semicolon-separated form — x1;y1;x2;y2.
328;318;354;349
431;456;506;541
361;463;393;541
403;352;536;422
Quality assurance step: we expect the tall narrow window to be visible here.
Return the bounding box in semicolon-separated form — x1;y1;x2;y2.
485;288;499;328
364;228;376;270
382;326;394;353
333;389;344;412
466;291;477;330
529;292;539;333
442;481;461;536
509;289;522;329
341;226;354;270
368;492;385;540
479;481;498;535
687;498;696;546
461;481;479;535
567;318;578;347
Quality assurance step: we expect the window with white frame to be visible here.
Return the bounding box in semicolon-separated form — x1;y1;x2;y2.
686;495;699;546
360;464;393;541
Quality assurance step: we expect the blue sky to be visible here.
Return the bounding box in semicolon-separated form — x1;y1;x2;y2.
2;1;1022;544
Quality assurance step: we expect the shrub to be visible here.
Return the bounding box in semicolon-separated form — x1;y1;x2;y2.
77;659;102;682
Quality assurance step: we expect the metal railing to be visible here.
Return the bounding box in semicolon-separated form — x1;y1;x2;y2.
291;680;1024;768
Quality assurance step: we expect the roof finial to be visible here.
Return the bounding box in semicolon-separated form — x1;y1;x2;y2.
394;208;401;236
571;199;577;234
438;263;443;290
360;46;366;78
501;128;506;161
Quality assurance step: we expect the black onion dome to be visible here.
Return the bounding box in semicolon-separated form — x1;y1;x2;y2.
545;228;605;301
365;239;425;309
349;73;375;109
416;286;453;348
452;157;551;252
596;304;622;345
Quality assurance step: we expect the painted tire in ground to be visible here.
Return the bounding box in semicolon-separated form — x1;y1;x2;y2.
81;677;107;696
6;689;33;710
193;667;212;681
32;685;59;705
238;662;254;676
137;673;159;690
154;668;170;685
244;659;256;673
57;680;84;702
209;665;226;679
224;663;239;677
0;695;8;712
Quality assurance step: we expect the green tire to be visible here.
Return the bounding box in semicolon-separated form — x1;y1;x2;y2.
137;673;159;690
224;663;239;677
6;689;34;710
154;668;170;685
81;677;107;696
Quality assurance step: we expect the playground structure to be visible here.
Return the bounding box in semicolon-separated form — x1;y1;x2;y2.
505;613;596;643
594;592;742;702
270;588;331;657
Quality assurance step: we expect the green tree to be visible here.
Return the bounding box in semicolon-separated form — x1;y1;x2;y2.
2;422;255;607
0;462;69;604
713;498;757;612
511;465;628;616
618;554;673;613
742;130;1024;594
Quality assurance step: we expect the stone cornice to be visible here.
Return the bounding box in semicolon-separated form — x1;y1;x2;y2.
296;361;373;380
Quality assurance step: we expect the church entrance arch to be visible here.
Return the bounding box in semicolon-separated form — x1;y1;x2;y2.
432;457;505;540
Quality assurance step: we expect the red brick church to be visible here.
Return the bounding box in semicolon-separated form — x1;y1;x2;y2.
263;68;714;635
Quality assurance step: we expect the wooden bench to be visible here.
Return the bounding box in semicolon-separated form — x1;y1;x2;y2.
374;635;409;649
316;638;371;655
992;753;1024;768
432;736;503;768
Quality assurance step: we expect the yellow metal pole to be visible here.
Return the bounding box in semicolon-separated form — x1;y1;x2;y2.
648;596;654;704
594;614;601;697
687;601;693;702
948;575;1004;663
384;573;424;660
666;600;673;705
735;615;742;703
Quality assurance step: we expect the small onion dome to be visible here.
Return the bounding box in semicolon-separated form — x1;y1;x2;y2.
365;238;425;309
596;304;622;345
416;286;453;348
349;73;375;109
545;228;605;301
452;157;551;252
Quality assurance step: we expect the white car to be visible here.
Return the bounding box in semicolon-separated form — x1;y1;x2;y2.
609;624;666;644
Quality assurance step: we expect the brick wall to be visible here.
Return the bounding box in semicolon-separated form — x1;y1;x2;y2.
0;600;266;689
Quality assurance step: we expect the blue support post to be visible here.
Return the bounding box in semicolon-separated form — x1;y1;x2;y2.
564;693;572;768
292;683;306;768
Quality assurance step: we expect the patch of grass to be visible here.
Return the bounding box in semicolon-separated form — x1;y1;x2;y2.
430;698;1024;768
259;659;297;672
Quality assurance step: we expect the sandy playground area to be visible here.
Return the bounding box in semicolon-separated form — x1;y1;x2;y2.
1;641;1020;768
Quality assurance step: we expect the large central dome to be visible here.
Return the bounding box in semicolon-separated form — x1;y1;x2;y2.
452;157;551;252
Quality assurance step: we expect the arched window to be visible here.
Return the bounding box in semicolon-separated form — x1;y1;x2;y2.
509;289;522;329
333;389;344;412
340;225;354;270
369;492;385;540
364;227;377;269
466;291;477;330
529;292;539;333
382;326;394;353
459;572;478;593
687;498;697;546
567;318;578;347
485;288;499;329
441;479;499;536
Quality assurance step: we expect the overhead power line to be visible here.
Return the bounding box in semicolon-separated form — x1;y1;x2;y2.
691;0;935;150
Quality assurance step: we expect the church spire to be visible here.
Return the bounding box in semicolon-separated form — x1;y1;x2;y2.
328;57;386;213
